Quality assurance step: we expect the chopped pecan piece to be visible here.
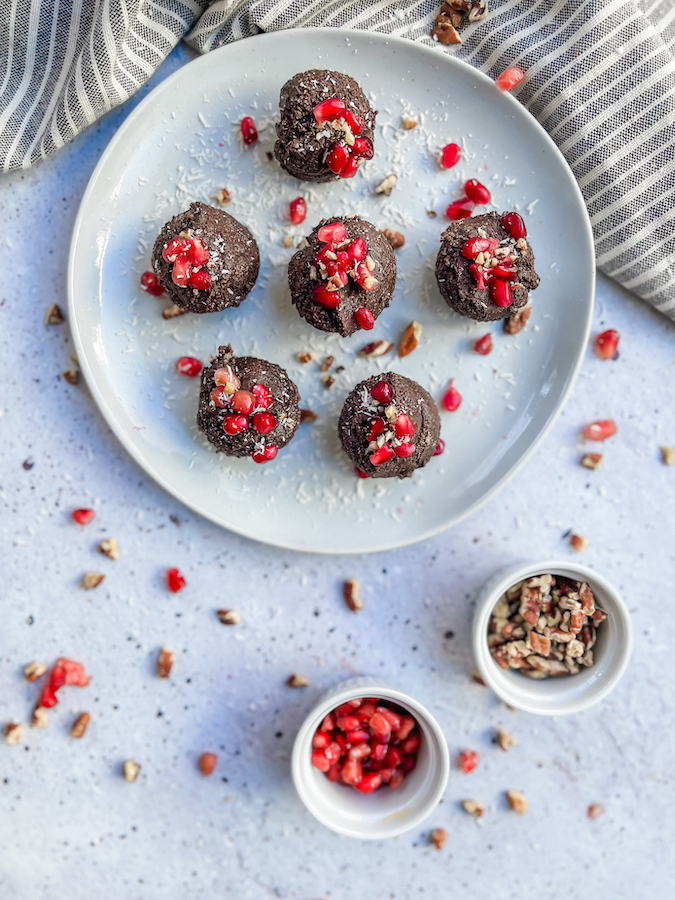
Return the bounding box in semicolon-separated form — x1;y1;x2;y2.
374;174;397;196
71;712;90;738
528;631;550;656
23;661;47;682
399;321;423;357
98;537;120;560
300;409;317;423
4;723;22;746
519;587;542;626
401;116;418;130
359;340;394;358
217;609;241;625
661;446;675;466
296;351;314;363
581;452;603;470
62;368;79;385
32;706;48;728
215;188;232;207
587;803;605;820
429;828;448;849
287;673;311;688
462;799;484;817
382;228;405;249
528;656;568;676
320;355;334;372
570;534;589;553
579;582;595;616
343;578;363;611
80;572;105;589
432;21;462;43
503;305;531;334
506;790;528;815
495;728;517;751
162;304;186;320
157;647;174;678
123;760;141;783
44;303;64;325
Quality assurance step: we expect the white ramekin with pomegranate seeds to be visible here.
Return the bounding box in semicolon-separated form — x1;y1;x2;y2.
291;678;449;839
473;560;633;716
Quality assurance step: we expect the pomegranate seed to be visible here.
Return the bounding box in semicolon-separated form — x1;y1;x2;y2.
289;197;307;225
378;767;394;784
140;271;165;296
442;381;462;412
355;467;369;479
395;717;416;741
490;278;513;308
446;198;475;220
440;142;462;169
321;713;335;732
583;420;617;441
313;98;347;122
348;237;368;263
339;155;360;179
402;732;421;754
325;141;350;175
198;752;218;776
468;263;488;291
209;386;229;408
355;773;382;794
385;747;403;768
595;329;620;360
167;568;186;593
327;765;340;782
324;260;349;288
492;264;518;281
324;742;341;765
340;757;362;785
370;380;394;404
369;712;392;737
171;255;191;286
311;283;342;309
344;110;365;135
349;742;371;760
72;509;95;525
187;237;210;267
252;412;277;435
251;383;274;410
311;749;330;772
188;269;211;290
252;444;278;463
318;221;348;244
367;417;386;441
214;367;240;392
434;439;445;456
354;307;374;330
240;116;258;145
495;65;525;91
465;179;491;205
394;443;415;458
162;237;191;263
474;334;493;355
336;250;350;267
314;243;337;266
461;237;490;259
312;731;330;749
356;702;376;721
336;715;360;732
353;262;378;291
38;659;91;709
403;754;417;774
501;211;527;239
351;136;374;159
345;728;370;743
394;413;416;438
230;390;255;415
370;445;395;466
377;707;402;730
222;414;249;435
370;741;388;763
459;749;478;773
176;356;202;377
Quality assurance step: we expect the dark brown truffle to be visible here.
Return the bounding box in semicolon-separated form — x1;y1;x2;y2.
338;373;441;479
435;212;539;322
152;202;259;314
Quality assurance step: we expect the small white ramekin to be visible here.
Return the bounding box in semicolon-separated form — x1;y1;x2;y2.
473;560;633;716
291;677;449;840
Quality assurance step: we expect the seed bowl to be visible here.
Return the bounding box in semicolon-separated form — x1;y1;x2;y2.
291;678;449;839
472;560;633;716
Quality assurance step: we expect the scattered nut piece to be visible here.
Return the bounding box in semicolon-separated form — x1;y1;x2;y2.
198;752;218;776
429;828;448;849
157;647;175;679
462;799;484;817
503;306;531;335
382;228;405;249
98;537;121;560
506;790;528;815
581;453;603;470
44;303;64;325
495;728;517;751
32;706;48;728
217;609;241;626
399;321;423;357
401;116;418;130
296;351;314;363
162;304;186;320
23;661;47;682
358;340;394;358
282;234;294;248
375;173;397;196
70;351;79;366
4;723;22;746
71;712;90;739
214;188;232;206
323;375;336;389
432;21;462;43
62;368;79;385
343;578;363;612
661;446;675;466
123;760;141;783
427;209;438;218
587;803;605;820
570;533;589;553
287;673;311;688
80;572;105;589
300;409;317;424
320;355;334;372
471;669;486;686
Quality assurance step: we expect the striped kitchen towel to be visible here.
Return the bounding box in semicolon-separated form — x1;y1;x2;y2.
1;0;674;318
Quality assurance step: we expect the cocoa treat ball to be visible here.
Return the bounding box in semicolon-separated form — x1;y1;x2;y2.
274;69;376;183
338;373;441;479
197;345;300;464
288;216;396;337
151;202;259;314
435;211;540;322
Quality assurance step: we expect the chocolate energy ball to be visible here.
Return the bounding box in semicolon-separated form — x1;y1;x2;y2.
274;69;377;182
288;216;396;337
197;345;300;464
152;202;259;314
338;373;441;479
435;211;540;322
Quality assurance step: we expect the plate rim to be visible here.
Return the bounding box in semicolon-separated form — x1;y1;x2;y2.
67;27;596;555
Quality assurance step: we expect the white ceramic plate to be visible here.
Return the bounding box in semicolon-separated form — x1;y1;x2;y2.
68;29;594;554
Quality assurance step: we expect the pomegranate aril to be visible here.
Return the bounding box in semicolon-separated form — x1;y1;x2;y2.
314;243;337;266
223;414;249;436
240;116;258;145
465;178;491;205
446;198;475;220
311;283;342;309
339;154;360;179
595;329;620;360
72;509;95;525
390;770;404;790
385;747;403;768
187;237;210;267
324;742;342;765
162;237;190;263
214;367;240;392
395;717;416;741
252;412;277;435
474;334;493;355
442;384;462;412
353;262;378;291
459;749;479;773
369;712;392;738
325;141;350;175
341;757;363;786
313;97;347;122
440;142;461;169
334;733;348;754
434;439;445;456
176;356;202;377
370;380;393;404
355;773;382;794
403;754;417;774
251;383;274;410
495;66;525;91
349;742;371;760
230;390;256;415
490;278;513;308
583;420;617;441
468;262;488;291
501;211;527;239
402;732;421;754
251;444;278;463
378;767;394;784
394;413;416;439
394;443;416;458
140;270;165;295
376;707;402;730
356;702;376;720
345;729;370;744
167;568;186;593
321;713;335;732
171;255;191;286
336;701;360;716
311;749;330;773
327;764;341;782
312;730;330;749
461;236;495;259
210;386;229;409
355;467;370;479
492;264;518;281
355;307;375;330
351;136;373;159
289;197;307;225
344;109;365;135
336;250;350;267
369;444;395;467
336;715;360;732
188;268;211;290
370;741;388;763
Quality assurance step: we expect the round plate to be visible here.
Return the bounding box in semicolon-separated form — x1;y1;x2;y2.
68;29;594;554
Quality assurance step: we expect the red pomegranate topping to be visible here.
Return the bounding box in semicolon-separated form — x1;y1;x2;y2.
352;262;377;291
176;356;203;377
252;444;278;463
446;198;475;220
140;271;165;296
583;420;617;441
251;383;274;410
495;66;525;91
370;444;395;466
465;179;491;205
289;197;307;225
594;329;620;360
344;110;365;135
167;568;186;593
442;381;462;412
462;236;499;259
370;380;394;404
434;439;445;456
214;366;240;392
492;263;517;281
325;141;350;175
394;443;416;458
252;412;277;434
312;283;341;309
162;237;191;263
240;116;258;145
474;334;493;355
209;386;229;409
187;237;210;267
501;211;527;239
440;142;461;169
490;278;513;308
394;413;416;438
313;97;347;123
367;417;386;441
38;658;91;709
348;237;368;262
354;307;374;330
351;136;374;159
171;255;191;286
459;749;479;773
469;263;489;291
188;269;211;290
355;467;370;479
318;222;348;244
230;390;255;415
338;154;360;178
72;509;95;525
223;413;249;435
311;697;422;794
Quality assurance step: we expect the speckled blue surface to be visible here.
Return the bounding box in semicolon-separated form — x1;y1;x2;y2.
1;42;674;900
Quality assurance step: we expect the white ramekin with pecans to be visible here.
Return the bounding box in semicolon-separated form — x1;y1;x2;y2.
473;560;633;715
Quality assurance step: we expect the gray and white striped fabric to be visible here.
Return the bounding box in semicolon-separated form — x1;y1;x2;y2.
2;0;674;318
